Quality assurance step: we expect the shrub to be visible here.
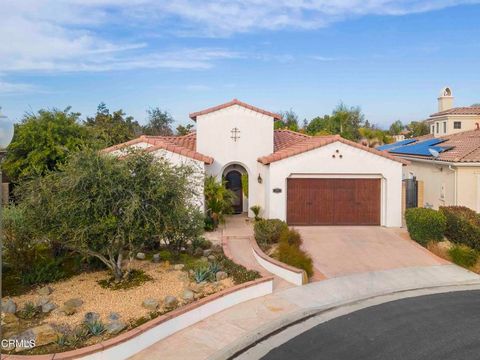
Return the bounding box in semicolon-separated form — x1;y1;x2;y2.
277;241;314;278
250;205;261;221
97;269;153;290
204;175;235;229
18;301;40;319
159;250;172;262
405;208;446;245
216;254;261;284
440;206;480;250
21;258;66;285
448;245;478;268
279;228;302;247
254;219;288;245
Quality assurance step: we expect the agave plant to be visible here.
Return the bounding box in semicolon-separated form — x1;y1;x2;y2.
85;320;106;336
193;268;211;283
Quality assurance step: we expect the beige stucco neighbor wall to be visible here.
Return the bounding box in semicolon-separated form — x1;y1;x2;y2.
266;141;404;227
428;114;480;137
403;160;480;212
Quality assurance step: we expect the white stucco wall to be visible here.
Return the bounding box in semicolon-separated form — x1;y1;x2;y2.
428;114;480;136
196;105;275;216
265;141;404;227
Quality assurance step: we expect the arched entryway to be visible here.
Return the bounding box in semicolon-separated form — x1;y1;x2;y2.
225;170;243;214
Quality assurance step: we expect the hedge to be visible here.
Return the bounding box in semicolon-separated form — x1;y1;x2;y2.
254;219;288;245
405;208;446;245
440;206;480;250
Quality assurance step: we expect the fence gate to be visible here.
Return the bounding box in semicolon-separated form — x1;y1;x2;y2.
404;178;418;208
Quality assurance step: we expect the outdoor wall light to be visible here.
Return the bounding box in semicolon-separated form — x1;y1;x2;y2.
257;174;263;184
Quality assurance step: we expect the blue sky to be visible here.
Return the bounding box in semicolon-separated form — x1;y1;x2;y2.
1;0;480;144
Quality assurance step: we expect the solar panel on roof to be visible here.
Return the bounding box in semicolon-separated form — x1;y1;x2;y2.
389;138;449;156
377;139;416;151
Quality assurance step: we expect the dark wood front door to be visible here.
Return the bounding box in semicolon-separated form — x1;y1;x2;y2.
287;178;381;225
225;170;243;214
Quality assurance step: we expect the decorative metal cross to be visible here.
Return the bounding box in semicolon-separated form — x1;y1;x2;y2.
230;127;240;142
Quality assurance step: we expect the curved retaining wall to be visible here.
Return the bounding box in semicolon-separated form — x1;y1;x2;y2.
8;276;274;360
250;237;307;286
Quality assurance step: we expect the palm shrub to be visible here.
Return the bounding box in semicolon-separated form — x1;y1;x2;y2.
250;205;261;221
439;206;480;250
204;176;235;229
17;149;200;281
405;208;446;246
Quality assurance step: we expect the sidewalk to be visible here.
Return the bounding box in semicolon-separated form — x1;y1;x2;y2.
129;264;480;360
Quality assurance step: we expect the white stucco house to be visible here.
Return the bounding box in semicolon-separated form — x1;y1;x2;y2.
104;99;407;227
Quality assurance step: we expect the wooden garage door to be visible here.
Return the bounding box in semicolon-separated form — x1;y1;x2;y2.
287;178;381;225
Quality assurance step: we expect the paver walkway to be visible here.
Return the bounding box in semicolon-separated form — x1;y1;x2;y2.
129;264;480;360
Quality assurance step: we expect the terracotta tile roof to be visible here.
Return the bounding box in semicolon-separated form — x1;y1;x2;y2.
274;129;310;151
101;133;213;164
189;99;282;121
259;133;409;165
430;106;480;117
386;130;480;163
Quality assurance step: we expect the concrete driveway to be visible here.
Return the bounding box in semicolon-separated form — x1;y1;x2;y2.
297;226;449;278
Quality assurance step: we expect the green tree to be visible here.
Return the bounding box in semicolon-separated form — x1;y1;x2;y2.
275;110;299;131
85;103;141;147
18;150;201;281
176;123;195;136
143;108;174;136
406;121;429;138
359;127;393;147
305;115;334;135
389;120;404;135
2;108;90;182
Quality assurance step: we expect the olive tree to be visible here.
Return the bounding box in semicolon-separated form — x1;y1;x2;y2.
18;149;202;281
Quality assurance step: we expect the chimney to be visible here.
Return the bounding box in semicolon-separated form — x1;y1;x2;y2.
438;87;454;112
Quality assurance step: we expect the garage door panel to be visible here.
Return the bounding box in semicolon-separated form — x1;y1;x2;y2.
287;178;380;226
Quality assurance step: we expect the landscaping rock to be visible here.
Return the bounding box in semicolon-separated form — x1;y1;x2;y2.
36;296;50;307
203;249;213;257
41;302;57;314
189;282;205;293
15;324;59;351
108;312;121;321
1;298;17;313
64;298;83;308
1;313;20;338
164;295;178;309
438;240;453;251
194;247;204;257
152;253;161;263
200;256;208;262
59;305;76;316
84;312;100;324
173;264;185;270
216;271;228;281
106;320;127;335
136;252;146;260
182;289;194;302
37;286;53;296
208;255;216;262
142;298;159;311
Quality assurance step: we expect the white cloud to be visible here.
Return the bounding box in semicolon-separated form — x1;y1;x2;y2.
0;79;38;95
0;0;478;73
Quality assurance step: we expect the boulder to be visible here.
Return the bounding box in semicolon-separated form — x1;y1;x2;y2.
108;312;121;321
152;253;161;263
1;298;17;314
84;311;100;324
142;298;159;311
64;298;83;308
182;289;194;302
41;302;57;313
1;312;20;338
203;249;213;257
14;324;59;351
173;264;185;270
136;252;146;260
106;320;127;335
207;255;216;262
216;271;228;281
37;286;53;296
164;295;178;309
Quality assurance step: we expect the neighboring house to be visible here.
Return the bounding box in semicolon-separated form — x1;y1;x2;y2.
104;99;407;227
428;87;480;136
379;88;480;212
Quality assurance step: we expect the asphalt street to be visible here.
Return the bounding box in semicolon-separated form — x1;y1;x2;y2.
262;290;480;360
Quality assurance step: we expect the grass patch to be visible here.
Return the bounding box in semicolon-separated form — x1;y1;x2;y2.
97;269;153;290
448;245;478;268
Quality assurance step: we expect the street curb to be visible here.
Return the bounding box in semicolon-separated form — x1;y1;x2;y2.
208;280;480;360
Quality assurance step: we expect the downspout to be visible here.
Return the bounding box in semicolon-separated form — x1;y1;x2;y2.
447;165;457;205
